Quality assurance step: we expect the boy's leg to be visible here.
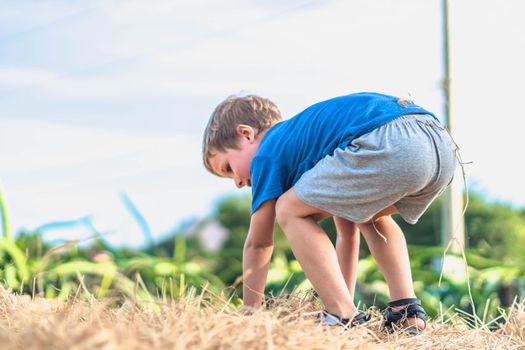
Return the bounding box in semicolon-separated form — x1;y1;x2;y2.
358;214;425;329
333;217;360;298
275;189;358;319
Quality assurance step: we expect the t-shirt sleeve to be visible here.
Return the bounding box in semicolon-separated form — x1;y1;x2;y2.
250;156;289;214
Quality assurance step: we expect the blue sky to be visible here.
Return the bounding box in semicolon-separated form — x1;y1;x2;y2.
1;0;524;247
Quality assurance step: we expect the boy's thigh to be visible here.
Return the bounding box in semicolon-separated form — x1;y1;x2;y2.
370;205;398;222
276;188;332;223
277;187;396;226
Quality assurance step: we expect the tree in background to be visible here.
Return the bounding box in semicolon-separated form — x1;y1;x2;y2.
463;194;525;263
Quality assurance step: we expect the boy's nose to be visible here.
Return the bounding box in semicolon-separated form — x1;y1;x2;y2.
235;178;245;188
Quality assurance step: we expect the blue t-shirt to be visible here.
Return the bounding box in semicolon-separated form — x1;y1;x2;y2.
250;92;437;213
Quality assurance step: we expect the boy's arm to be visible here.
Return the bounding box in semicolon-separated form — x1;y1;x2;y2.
242;199;276;310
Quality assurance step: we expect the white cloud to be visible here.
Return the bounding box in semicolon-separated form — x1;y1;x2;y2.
0;119;197;172
0;0;443;102
0;1;85;38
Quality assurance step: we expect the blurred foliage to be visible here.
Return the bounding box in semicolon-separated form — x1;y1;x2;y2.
0;229;224;302
463;195;525;262
0;190;224;304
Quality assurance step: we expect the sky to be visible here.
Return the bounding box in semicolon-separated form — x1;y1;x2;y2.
0;0;524;247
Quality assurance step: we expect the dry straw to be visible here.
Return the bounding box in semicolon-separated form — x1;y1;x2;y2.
0;286;523;350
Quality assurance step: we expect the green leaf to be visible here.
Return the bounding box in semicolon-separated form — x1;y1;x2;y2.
0;191;10;240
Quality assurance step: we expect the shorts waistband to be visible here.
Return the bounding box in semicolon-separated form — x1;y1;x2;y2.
389;113;444;129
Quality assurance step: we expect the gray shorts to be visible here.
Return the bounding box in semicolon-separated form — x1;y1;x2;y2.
294;114;457;224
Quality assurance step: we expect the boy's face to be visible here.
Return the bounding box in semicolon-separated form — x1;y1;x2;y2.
209;125;261;189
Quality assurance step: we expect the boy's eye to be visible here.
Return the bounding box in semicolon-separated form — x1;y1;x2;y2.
222;164;231;174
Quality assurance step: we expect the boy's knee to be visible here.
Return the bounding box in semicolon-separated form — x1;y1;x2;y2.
276;195;331;230
275;197;293;229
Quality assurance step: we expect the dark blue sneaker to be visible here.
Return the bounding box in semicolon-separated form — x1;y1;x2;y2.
383;298;427;335
317;310;370;327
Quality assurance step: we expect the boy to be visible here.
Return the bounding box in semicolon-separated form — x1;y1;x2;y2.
202;92;457;333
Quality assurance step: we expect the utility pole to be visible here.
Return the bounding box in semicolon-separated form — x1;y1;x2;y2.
441;0;465;253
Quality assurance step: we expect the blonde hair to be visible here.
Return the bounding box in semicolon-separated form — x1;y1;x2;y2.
202;94;282;175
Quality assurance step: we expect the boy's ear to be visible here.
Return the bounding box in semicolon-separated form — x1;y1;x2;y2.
236;124;258;142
